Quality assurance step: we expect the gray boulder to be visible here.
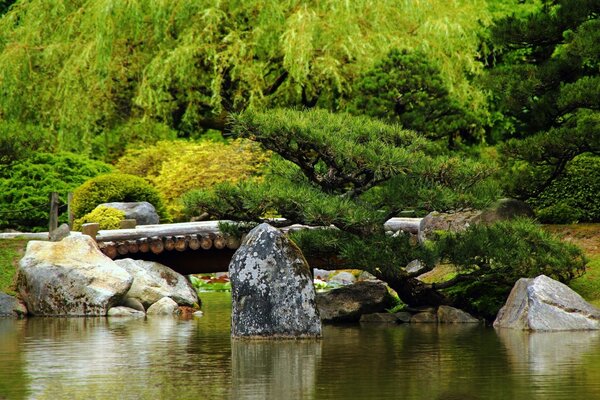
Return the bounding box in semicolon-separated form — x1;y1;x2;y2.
437;305;479;323
494;275;600;331
229;223;321;339
146;297;181;316
115;259;199;308
17;235;133;316
0;292;27;318
316;281;396;322
98;201;159;225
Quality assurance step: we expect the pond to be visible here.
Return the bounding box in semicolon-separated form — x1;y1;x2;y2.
2;292;600;400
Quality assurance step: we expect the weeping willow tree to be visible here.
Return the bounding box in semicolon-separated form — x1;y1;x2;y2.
0;0;496;156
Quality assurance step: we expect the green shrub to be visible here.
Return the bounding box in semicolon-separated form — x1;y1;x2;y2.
73;206;126;231
71;173;170;222
528;154;600;223
116;139;269;220
536;203;583;224
0;152;113;232
436;219;587;319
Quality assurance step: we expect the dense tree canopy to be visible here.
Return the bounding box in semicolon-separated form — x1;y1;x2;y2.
486;0;600;198
0;0;495;156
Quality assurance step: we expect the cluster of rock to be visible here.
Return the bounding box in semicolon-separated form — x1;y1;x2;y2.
315;280;479;324
12;235;198;318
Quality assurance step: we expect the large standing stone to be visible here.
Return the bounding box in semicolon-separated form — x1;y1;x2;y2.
494;275;600;331
17;236;133;316
229;223;321;339
316;281;396;322
115;259;199;308
98;201;159;225
0;292;27;318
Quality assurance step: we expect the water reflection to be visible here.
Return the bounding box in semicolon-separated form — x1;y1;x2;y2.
497;328;600;399
0;319;29;400
231;339;322;400
497;328;600;374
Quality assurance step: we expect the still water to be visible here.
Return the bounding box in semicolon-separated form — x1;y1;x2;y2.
2;292;600;400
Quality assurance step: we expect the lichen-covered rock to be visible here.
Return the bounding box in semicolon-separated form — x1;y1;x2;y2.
229;223;321;339
17;236;132;316
99;201;159;225
316;281;396;322
0;292;27;318
437;305;479;323
494;275;600;331
115;259;199;308
146;297;181;316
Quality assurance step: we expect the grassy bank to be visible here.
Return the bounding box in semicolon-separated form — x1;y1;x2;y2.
544;224;600;306
0;239;28;295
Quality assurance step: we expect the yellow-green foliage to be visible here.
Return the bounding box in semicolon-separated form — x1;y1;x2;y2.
73;206;125;231
72;173;169;221
116;139;269;218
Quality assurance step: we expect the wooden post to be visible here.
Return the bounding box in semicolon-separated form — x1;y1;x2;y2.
200;235;213;250
102;242;118;259
127;240;139;254
117;241;129;256
67;192;74;229
214;234;226;249
138;238;150;253
49;192;59;233
226;235;241;249
150;237;164;254
188;235;201;250
175;235;187;252
164;236;175;251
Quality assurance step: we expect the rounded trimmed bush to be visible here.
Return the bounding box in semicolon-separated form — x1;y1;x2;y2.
73;205;126;231
72;173;170;222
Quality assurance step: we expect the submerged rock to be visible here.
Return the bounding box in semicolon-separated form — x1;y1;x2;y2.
115;259;199;308
316;281;396;322
360;313;398;323
229;223;321;339
17;235;132;316
0;292;27;318
107;306;145;318
146;297;180;316
494;275;600;331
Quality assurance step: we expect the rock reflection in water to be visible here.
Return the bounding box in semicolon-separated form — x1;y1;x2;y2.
497;328;600;375
231;339;322;400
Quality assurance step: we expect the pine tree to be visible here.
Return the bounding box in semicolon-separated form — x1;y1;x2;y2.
486;0;600;198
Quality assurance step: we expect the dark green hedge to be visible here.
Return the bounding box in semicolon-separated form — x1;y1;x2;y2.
529;154;600;223
0;152;113;232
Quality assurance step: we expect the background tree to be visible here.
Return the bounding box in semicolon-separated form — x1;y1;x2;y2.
0;0;493;157
349;49;485;147
485;0;600;200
